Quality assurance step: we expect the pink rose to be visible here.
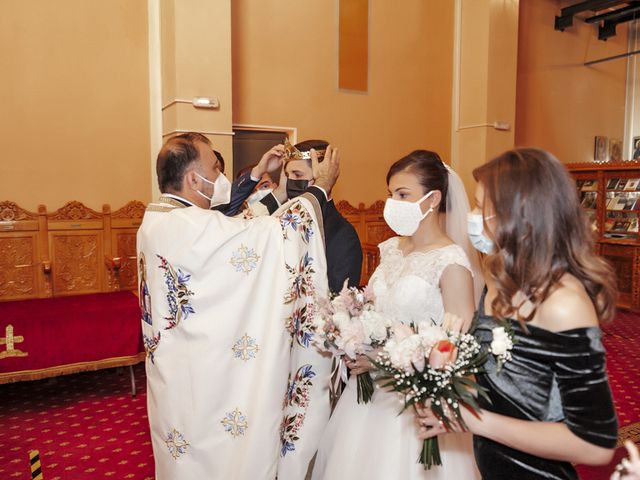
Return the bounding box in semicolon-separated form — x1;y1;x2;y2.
392;323;414;341
428;339;458;369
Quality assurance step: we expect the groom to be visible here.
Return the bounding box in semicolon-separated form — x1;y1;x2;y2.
138;132;339;479
259;139;362;293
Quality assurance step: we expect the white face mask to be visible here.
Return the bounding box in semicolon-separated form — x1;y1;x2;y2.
383;191;434;236
247;188;273;205
467;212;495;254
195;171;232;208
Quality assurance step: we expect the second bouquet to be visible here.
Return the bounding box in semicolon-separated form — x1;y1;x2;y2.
374;315;489;470
314;283;392;404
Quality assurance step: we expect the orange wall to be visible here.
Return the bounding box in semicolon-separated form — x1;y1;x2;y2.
515;0;628;163
232;0;454;205
453;0;520;201
0;0;151;212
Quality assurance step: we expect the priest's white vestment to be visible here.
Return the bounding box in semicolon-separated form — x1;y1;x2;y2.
137;193;331;479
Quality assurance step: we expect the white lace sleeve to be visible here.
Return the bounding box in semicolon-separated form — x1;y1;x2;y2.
377;236;400;263
434;244;472;282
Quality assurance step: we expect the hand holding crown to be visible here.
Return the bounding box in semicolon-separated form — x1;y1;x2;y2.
313;145;340;194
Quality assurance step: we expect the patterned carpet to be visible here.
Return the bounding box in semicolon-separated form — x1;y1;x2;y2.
577;309;640;480
0;310;638;479
0;365;153;479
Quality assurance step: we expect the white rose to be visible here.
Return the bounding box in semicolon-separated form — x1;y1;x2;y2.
332;311;350;329
417;323;447;349
490;327;511;356
361;311;388;343
335;318;366;359
387;334;424;374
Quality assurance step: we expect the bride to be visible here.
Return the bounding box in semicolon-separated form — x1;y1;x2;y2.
312;150;482;479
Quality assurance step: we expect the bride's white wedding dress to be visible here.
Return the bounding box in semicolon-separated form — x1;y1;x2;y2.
312;237;481;480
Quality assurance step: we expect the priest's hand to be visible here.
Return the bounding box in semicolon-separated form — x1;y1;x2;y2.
312;145;340;194
252;144;285;178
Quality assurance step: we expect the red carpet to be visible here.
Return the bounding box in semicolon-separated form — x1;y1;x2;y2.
0;364;153;479
0;311;638;479
577;309;640;479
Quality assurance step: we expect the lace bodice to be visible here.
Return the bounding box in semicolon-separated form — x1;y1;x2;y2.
369;237;472;326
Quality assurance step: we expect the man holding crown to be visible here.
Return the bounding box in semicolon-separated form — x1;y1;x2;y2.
257;138;363;294
137;132;339;479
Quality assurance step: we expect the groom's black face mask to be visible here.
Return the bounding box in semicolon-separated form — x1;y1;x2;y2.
286;178;309;199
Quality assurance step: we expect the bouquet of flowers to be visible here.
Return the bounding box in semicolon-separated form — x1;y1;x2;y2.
374;315;489;469
315;283;391;404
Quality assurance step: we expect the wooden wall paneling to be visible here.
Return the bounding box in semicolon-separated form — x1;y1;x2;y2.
602;243;635;309
0;232;38;301
103;204;115;291
109;201;145;292
336;200;394;284
37;205;52;297
0;201;44;301
47;201;104;296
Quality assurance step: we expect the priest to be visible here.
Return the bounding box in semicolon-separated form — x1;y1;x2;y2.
137;132;339;479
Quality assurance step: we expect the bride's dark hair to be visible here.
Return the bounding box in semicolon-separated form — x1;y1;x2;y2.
473;148;617;322
386;150;448;212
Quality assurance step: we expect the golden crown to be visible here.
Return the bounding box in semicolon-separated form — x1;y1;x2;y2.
283;138;325;161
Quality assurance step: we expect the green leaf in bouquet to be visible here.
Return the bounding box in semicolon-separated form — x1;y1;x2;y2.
356;372;375;404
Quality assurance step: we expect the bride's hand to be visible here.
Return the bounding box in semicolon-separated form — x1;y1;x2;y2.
345;349;381;375
344;354;372;375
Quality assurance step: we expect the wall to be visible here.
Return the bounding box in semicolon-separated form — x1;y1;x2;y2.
0;0;151;212
452;0;519;201
231;0;454;205
159;0;234;176
515;0;628;163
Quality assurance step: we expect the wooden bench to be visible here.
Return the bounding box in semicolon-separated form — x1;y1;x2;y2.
0;200;146;389
0;198;390;387
335;200;394;284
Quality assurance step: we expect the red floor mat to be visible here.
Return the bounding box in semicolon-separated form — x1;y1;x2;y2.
0;364;153;480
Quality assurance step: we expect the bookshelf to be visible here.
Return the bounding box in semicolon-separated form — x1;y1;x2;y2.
567;161;640;311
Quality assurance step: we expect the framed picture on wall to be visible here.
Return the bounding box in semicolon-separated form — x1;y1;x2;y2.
633;136;640;160
610;139;622;162
594;136;609;162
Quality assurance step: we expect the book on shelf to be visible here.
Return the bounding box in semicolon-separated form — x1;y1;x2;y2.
612;221;627;231
581;180;597;191
629;218;639;233
617;179;628;190
580;192;597;209
624;179;640;191
613;197;626;210
605;218;616;231
624;197;637;211
607;178;620;190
